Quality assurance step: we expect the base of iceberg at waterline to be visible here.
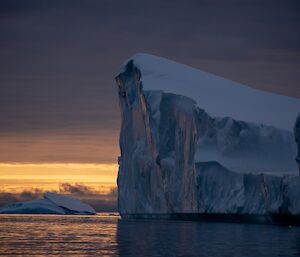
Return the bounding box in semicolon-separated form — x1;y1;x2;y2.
120;213;300;226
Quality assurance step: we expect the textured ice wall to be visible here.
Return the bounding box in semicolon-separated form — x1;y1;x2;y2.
116;59;300;216
117;60;167;214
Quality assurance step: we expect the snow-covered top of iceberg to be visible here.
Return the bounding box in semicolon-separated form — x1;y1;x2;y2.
0;192;96;214
44;192;96;214
0;199;66;214
119;53;300;131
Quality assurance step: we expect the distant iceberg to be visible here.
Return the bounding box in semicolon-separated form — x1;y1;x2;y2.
116;53;300;224
0;192;96;215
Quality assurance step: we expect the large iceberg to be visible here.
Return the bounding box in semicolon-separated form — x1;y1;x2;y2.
116;53;300;224
0;192;96;215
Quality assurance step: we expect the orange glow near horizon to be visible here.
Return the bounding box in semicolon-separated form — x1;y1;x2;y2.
0;163;118;193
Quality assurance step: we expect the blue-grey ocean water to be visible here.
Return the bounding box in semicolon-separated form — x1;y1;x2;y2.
0;213;300;256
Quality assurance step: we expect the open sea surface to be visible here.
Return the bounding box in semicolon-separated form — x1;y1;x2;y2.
0;213;300;256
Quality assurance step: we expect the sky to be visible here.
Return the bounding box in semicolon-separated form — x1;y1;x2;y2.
0;0;300;208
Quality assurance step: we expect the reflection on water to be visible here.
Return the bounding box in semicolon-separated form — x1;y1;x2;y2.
117;219;300;257
0;214;119;256
0;214;300;256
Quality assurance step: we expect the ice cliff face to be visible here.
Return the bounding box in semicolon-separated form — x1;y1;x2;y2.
116;53;300;216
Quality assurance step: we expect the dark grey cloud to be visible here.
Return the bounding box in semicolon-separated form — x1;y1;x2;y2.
0;0;299;162
59;182;97;195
